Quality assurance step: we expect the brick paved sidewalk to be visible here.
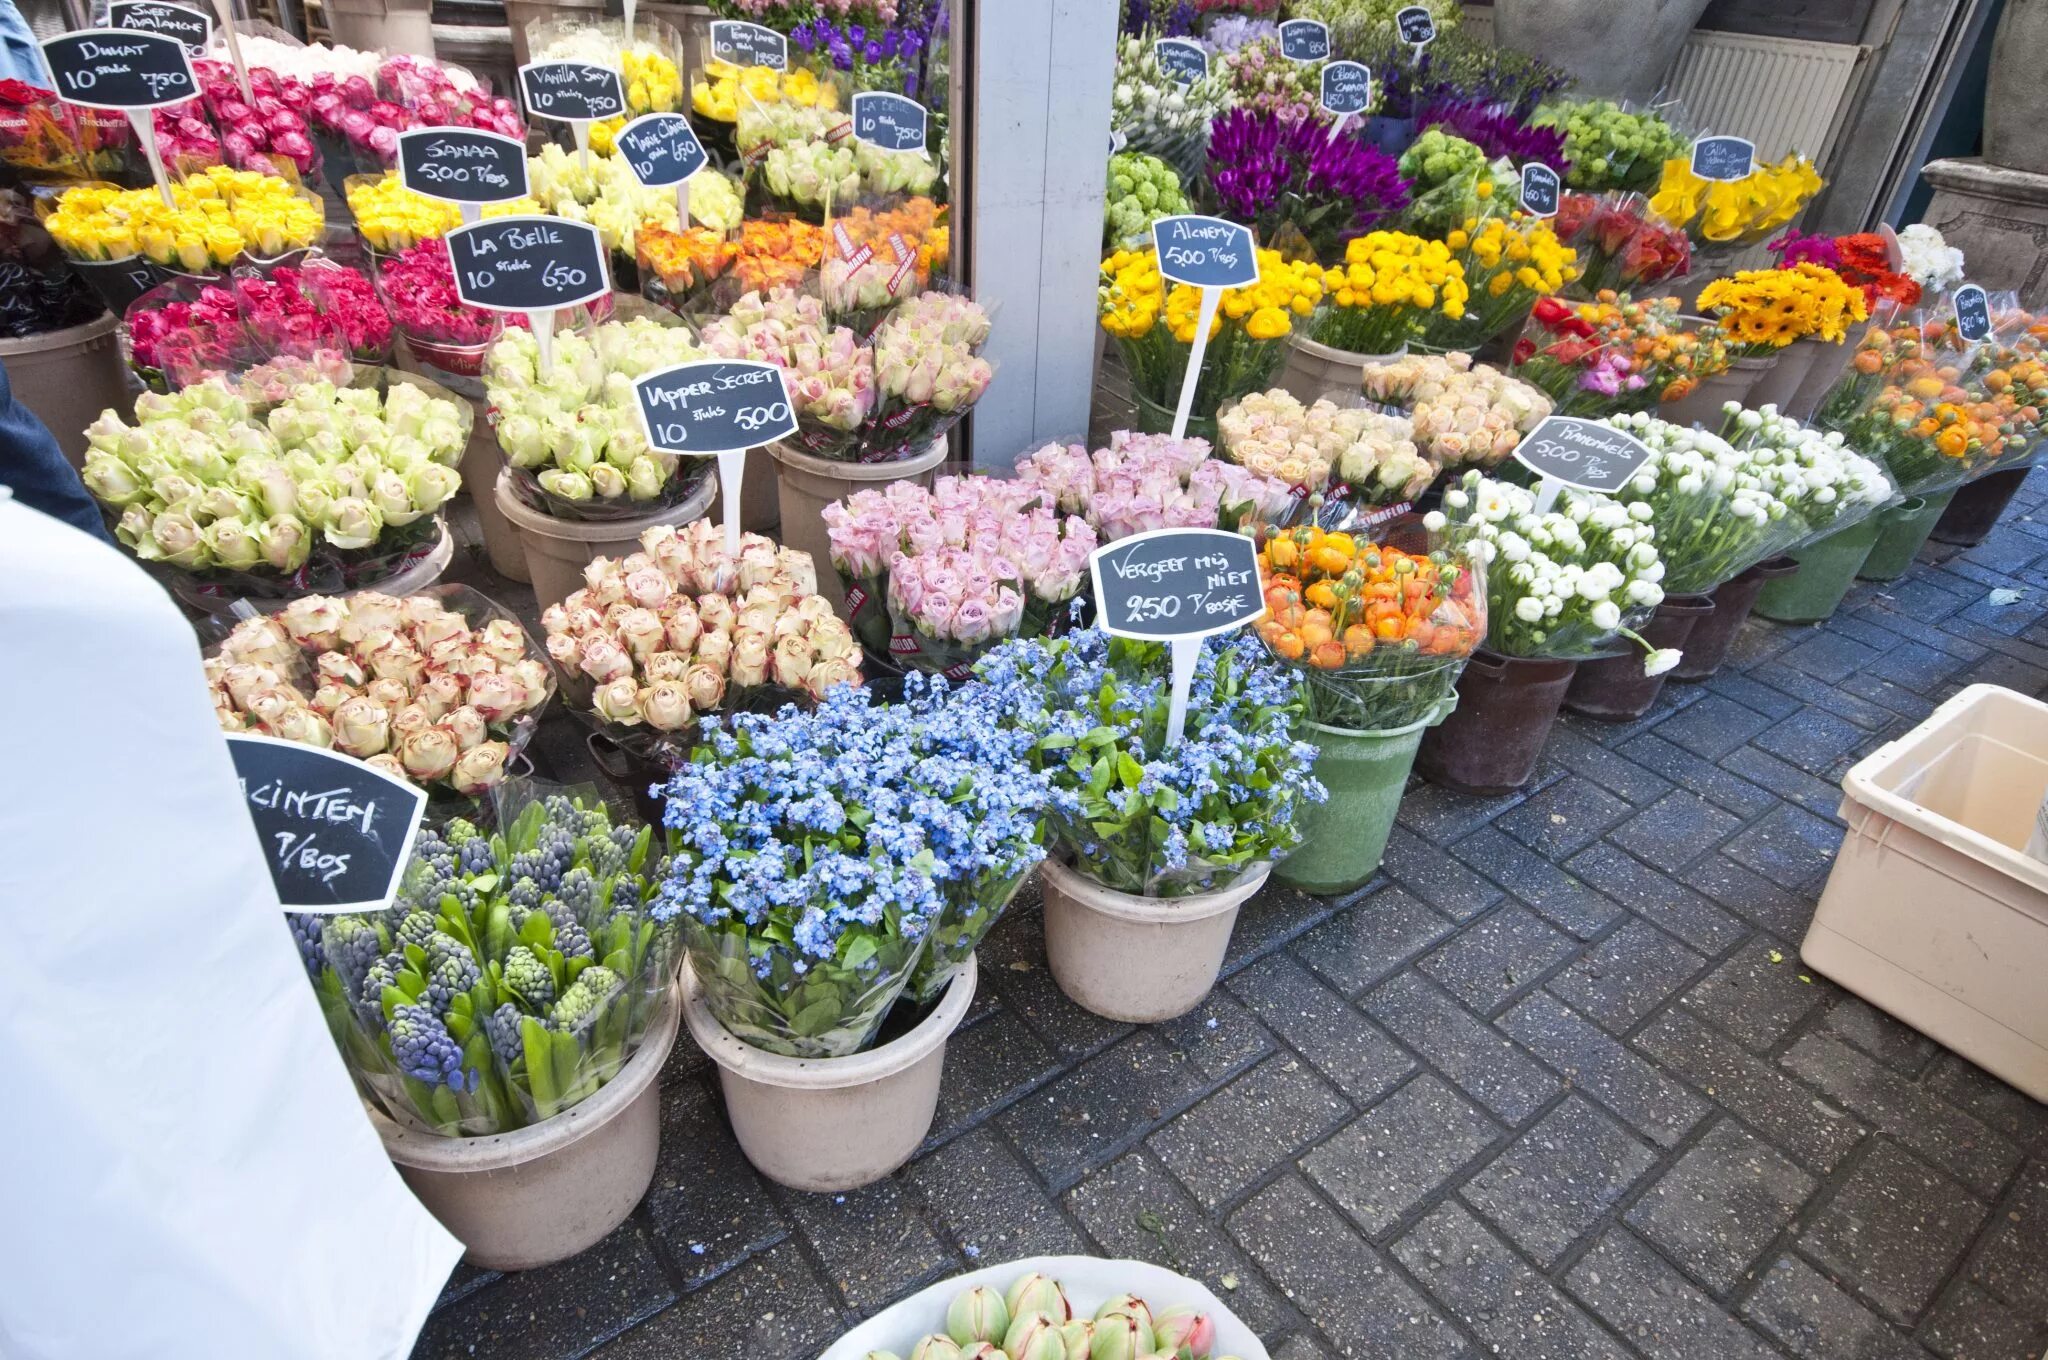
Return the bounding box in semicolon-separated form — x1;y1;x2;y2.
411;476;2048;1360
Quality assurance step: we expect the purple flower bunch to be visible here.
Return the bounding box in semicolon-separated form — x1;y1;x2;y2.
1766;228;1845;272
1418;100;1569;173
1208;109;1411;262
790;13;934;97
1121;0;1198;37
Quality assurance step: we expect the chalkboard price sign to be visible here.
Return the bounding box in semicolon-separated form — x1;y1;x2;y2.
226;733;427;914
613;112;708;189
635;360;798;456
1395;5;1437;44
108;1;211;52
710;19;787;70
1279;18;1331;61
1091;528;1266;643
1320;60;1373;116
851;91;927;154
446;216;609;313
1519;162;1561;218
43;29;196;109
397;128;530;204
1689;135;1755;182
519;60;627;123
1954;283;1993;343
1155;37;1208;84
1511;416;1654;494
1152;214;1260;289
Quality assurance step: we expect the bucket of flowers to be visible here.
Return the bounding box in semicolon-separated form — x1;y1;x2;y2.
1014;431;1298;540
1512;292;1731;418
1674;261;1869;425
1204;107;1410;265
1215;388;1437;511
1359;350;1553;473
1281;229;1465;402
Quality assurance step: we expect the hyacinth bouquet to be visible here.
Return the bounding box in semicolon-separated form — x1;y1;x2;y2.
656;677;1049;1053
294;791;674;1136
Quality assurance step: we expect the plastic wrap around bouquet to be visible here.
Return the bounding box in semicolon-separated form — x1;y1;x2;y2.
0;78;136;185
206;585;554;798
1014;431;1296;539
529;16;687;156
1555;192;1692;298
1510;293;1729;417
125;260;395;394
80;367;471;598
1215;390;1437;510
1357;351;1552;473
738;98;942;224
291;786;678;1137
372;237;525;379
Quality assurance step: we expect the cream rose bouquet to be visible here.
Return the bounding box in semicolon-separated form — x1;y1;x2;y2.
1216;389;1435;504
1359;352;1553;472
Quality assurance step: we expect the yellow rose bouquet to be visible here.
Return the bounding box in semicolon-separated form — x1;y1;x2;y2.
344;172;538;255
45;167;323;274
1698;262;1869;358
1647;152;1823;248
1100;244;1324;431
1306;231;1468;358
1427;215;1580;346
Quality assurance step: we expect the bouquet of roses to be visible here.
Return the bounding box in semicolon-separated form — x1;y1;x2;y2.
692;58;839;137
1206;108;1410;263
345;171;538;254
816;198;951;331
1530;99;1687;193
1216;389;1435;502
1554;192;1691;297
188;60;320;182
1512;293;1729;416
294;791;674;1136
1360;351;1552;468
1648;153;1823;249
1699;262;1868;357
300;53;521;175
0;78;135;183
525;142;742;269
127;262;393;391
46;166;323;273
1014;430;1295;535
208;586;550;794
1306;230;1469;357
533;19;686;158
374;238;520;375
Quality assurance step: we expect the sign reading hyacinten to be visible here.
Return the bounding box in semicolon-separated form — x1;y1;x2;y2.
446;216;609;312
518;60;627;123
397;128;530;204
226;733;426;913
1511;416;1654;494
1091;528;1266;643
107;2;210;52
43;29;196;108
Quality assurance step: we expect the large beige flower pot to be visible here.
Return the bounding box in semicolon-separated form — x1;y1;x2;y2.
1;313;128;470
494;467;716;611
1660;354;1779;430
1741;338;1844;420
682;955;976;1193
377;989;680;1271
769;436;948;613
1040;858;1271;1022
1277;335;1405;404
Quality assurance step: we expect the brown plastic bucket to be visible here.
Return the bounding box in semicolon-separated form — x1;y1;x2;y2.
1932;466;2031;547
1672;559;1798;682
1415;648;1578;796
1565;594;1712;721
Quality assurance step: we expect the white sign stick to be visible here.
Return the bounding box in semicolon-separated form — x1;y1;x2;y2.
1171;285;1222;441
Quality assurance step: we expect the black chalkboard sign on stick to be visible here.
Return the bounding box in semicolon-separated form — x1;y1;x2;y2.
710;19;787;71
225;733;427;914
107;2;210;53
635;359;797;558
1090;528;1267;745
1150;214;1260;441
1155;37;1208;84
1396;5;1436;51
398;129;531;211
1279;18;1330;62
1954;283;1993;343
519;61;628;169
614;113;708;226
42;30;194;205
1510;416;1655;513
1520;162;1561;218
446;215;610;379
851;91;927;155
1690;135;1755;183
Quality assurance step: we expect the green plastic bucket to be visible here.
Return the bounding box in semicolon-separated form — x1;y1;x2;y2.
1857;491;1956;582
1754;516;1885;624
1277;696;1455;895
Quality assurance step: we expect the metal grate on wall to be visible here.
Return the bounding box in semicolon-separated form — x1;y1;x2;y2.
1666;29;1867;168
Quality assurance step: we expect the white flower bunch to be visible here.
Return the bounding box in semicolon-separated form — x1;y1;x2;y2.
1897;224;1965;293
1111;36;1234;180
1729;404;1894;543
526;144;742;256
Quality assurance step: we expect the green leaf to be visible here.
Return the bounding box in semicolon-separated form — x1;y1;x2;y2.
1117;753;1145;789
1087;755;1115;797
791;995;846;1038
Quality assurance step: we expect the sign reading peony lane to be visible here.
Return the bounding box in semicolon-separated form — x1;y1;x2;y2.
635;359;797;559
108;1;211;53
397;128;530;205
1092;528;1267;746
1512;415;1655;500
225;733;427;913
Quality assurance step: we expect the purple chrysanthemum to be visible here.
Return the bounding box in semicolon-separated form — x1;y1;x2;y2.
1207;108;1410;261
1416;100;1569;173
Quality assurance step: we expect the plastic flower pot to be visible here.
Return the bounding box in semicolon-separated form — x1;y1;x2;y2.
494;468;717;611
376;988;679;1271
1040;858;1271;1023
0;312;127;469
1753;516;1885;623
1564;593;1713;722
681;955;977;1193
1414;648;1578;796
168;518;455;621
770;437;947;615
1277;697;1457;896
1659;354;1779;429
1933;466;2032;546
1744;337;1844;420
1673;557;1800;682
1858;491;1955;582
1132;389;1218;445
1278;336;1406;405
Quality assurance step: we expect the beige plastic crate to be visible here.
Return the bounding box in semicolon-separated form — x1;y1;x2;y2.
1804;684;2048;1101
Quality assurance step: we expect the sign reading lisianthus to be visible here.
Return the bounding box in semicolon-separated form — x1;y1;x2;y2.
1110;35;1231;183
1014;431;1297;539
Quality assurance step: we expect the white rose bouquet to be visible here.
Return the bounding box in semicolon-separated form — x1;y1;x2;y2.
1360;353;1553;472
1896;224;1965;293
1110;35;1234;183
1216;388;1436;503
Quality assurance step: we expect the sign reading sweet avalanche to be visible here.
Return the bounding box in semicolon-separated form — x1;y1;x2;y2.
107;2;211;53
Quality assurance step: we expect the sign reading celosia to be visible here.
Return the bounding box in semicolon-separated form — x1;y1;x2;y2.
397;128;530;205
852;91;927;154
225;733;426;913
107;2;210;53
43;29;196;107
1511;415;1654;494
517;60;626;124
710;19;786;70
445;216;609;312
1320;61;1372;117
1279;19;1331;62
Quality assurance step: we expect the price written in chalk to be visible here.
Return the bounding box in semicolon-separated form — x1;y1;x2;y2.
397;128;530;204
1954;283;1993;342
1091;529;1267;642
613;112;708;188
518;60;627;123
446;216;609;312
851;90;927;154
1320;60;1373;116
1395;5;1437;44
1511;416;1654;494
1152;214;1259;289
1155;37;1208;84
1690;135;1755;182
1279;18;1331;61
225;733;426;913
1519;161;1561;218
108;1;211;53
710;19;787;70
634;359;798;455
42;29;196;108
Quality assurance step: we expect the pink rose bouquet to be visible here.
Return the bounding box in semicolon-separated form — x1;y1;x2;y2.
192;61;320;182
375;238;521;371
126;263;393;393
1014;430;1296;539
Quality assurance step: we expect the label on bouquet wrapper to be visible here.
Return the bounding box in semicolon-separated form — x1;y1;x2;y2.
1155;37;1208;84
1519;162;1561;218
1152;215;1259;289
1954;283;1993;342
1320;61;1373;116
1511;416;1654;494
397;128;530;204
108;2;211;53
226;733;427;914
43;29;197;108
852;91;928;154
1689;135;1755;182
634;360;797;455
518;60;627;123
710;19;787;71
1396;5;1437;45
446;216;609;312
1279;19;1331;61
1091;529;1266;643
613;113;708;189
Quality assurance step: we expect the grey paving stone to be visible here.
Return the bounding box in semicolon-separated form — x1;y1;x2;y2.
1720;745;1850;819
1679;936;1827;1053
1497;776;1636;859
1723;803;1845;889
1225;880;1347;968
1416;902;1578;1014
1838;670;1940;724
1624;1119;1818;1294
1061;1150;1296;1339
780;1178;954;1315
1563;841;1748;954
1782;631;1887;685
1154;988;1276;1083
1547;917;1706;1033
1654;694;1779;761
1395;778;1529;844
1461;1095;1656;1266
1753;708;1869;777
1269;1336;1342;1360
1452;826;1626;939
1299;1074;1500;1238
1798;1141;1989;1325
1392;1201;1630;1360
1705;670;1806;721
1816;993;1940;1078
1226;953;1414;1106
1226;1177;1469;1360
1378;825;1505;920
907;1127;1087;1263
1565;1228;1780;1360
1781;1032;2022;1200
414;1223;679;1360
1971;1156;2048;1311
1923;1282;2048;1360
1148;1055;1352;1212
996;1030;1208;1191
1635;1010;1867;1174
1608;791;1745;873
980;906;1134;1060
926;1003;1063;1144
1497;991;1711;1149
588;1240;843;1360
1749;661;1901;732
1863;637;1965;694
1361;973;1562;1124
1616;733;1781;821
1925;1051;2048;1148
1291;888;1454;997
1541;724;1677;805
1723;615;1804;669
1689;853;1817;941
643;1082;788;1287
1741;1254;1922;1360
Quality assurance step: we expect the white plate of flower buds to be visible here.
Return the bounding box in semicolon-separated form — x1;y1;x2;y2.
819;1256;1268;1360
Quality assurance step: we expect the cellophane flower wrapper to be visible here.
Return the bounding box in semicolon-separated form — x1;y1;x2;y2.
0;80;137;184
1014;430;1297;537
1555;193;1691;297
656;677;1049;1057
1215;388;1437;505
205;583;554;797
1109;34;1231;183
189;58;322;185
1511;293;1729;418
1359;351;1553;471
1396;128;1519;239
1529;97;1691;194
815;196;952;334
374;237;520;374
291;785;677;1137
44;168;324;275
129;260;392;395
1647;152;1824;250
0;188;104;337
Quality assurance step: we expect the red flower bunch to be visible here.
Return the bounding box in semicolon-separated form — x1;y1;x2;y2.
1834;232;1921;310
1554;192;1691;296
127;264;394;387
